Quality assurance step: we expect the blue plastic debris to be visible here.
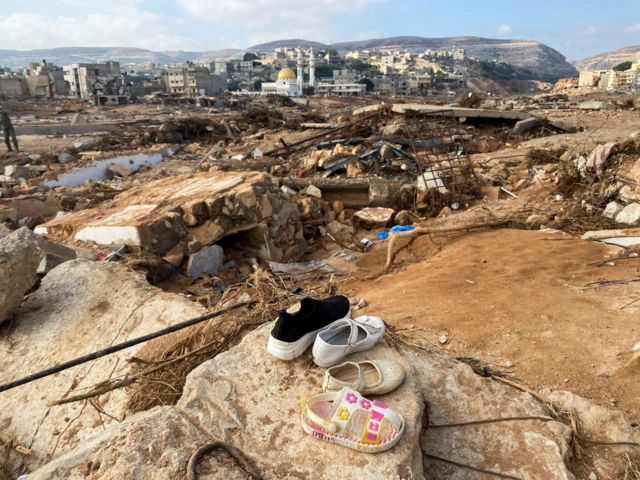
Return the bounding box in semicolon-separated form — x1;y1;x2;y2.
377;225;415;240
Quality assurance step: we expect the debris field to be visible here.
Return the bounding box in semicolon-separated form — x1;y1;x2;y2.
1;91;640;480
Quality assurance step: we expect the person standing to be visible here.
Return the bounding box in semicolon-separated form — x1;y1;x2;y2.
0;108;19;152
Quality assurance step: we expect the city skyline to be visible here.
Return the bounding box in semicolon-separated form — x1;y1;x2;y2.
1;0;640;60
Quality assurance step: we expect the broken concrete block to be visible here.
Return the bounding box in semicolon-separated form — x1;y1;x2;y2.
513;117;538;135
37;172;305;263
579;101;615;111
332;200;344;215
603;201;624;219
29;165;49;173
36;240;77;275
187;245;224;277
352;208;395;230
58;152;77;164
301;185;322;198
70;113;87;125
5;165;29;178
0;227;44;324
0;175;18;185
619;185;639;204
548;120;578;133
616;203;640;225
381;123;404;136
326;220;355;245
72;136;104;152
107;164;132;178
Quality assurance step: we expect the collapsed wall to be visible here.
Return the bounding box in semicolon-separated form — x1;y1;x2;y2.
36;171;306;263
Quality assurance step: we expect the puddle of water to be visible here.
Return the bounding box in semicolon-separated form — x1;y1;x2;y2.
42;149;175;188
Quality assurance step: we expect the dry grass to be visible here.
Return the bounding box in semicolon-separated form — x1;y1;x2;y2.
124;268;343;413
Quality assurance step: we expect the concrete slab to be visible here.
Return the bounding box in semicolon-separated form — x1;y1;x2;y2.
37;171;306;262
353;103;533;121
13;123;120;136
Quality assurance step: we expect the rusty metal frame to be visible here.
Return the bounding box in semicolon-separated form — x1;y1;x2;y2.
403;109;480;211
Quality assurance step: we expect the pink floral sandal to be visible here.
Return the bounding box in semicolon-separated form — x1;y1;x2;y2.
301;387;405;453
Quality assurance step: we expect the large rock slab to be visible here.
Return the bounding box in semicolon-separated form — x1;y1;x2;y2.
28;407;207;480
176;324;426;480
25;323;580;479
0;227;44;324
0;259;205;472
36;171;305;262
409;347;574;479
616;203;640;225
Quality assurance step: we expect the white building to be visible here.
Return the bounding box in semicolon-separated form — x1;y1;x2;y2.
262;46;365;97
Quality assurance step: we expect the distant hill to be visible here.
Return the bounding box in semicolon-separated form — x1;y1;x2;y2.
573;45;640;71
247;39;328;51
194;49;243;62
248;36;578;81
1;37;578;81
0;47;203;68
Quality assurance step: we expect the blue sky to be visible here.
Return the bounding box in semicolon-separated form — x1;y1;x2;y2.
2;0;639;60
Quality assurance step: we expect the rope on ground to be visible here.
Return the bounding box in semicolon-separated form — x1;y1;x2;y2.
187;441;261;480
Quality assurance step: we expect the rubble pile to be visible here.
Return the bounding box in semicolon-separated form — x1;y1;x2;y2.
3;92;640;480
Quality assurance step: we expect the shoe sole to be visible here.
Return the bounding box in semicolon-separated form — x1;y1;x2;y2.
268;307;352;361
267;328;323;360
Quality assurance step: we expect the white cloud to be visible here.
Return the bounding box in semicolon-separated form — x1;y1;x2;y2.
496;24;512;35
177;0;386;28
624;23;640;33
0;8;200;50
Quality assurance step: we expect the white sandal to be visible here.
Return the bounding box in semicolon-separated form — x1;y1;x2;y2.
312;316;385;368
301;387;405;453
323;360;406;396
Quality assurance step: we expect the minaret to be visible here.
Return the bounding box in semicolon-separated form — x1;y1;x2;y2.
297;46;305;93
309;45;316;90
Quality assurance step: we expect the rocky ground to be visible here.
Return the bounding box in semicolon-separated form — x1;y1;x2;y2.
1;91;640;480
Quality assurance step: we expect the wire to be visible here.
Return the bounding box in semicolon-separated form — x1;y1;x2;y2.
424;453;523;479
0;301;254;393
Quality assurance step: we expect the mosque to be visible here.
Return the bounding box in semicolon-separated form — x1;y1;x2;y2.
261;46;365;96
261;46;317;96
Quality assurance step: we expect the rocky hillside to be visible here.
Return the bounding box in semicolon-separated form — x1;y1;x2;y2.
249;36;578;81
573;45;640;71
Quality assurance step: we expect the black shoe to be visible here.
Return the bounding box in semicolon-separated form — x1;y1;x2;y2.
267;296;351;360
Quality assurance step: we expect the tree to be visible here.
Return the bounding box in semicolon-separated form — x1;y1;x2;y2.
325;48;339;57
227;80;240;92
614;61;633;72
303;86;315;96
253;79;263;91
315;64;340;78
350;60;370;73
243;52;258;62
357;78;374;92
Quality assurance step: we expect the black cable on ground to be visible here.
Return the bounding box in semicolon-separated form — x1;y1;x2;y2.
426;416;640;447
187;441;261;480
0;301;254;393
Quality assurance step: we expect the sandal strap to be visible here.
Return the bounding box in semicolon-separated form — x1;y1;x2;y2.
330;388;402;440
304;388;402;444
323;362;366;392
